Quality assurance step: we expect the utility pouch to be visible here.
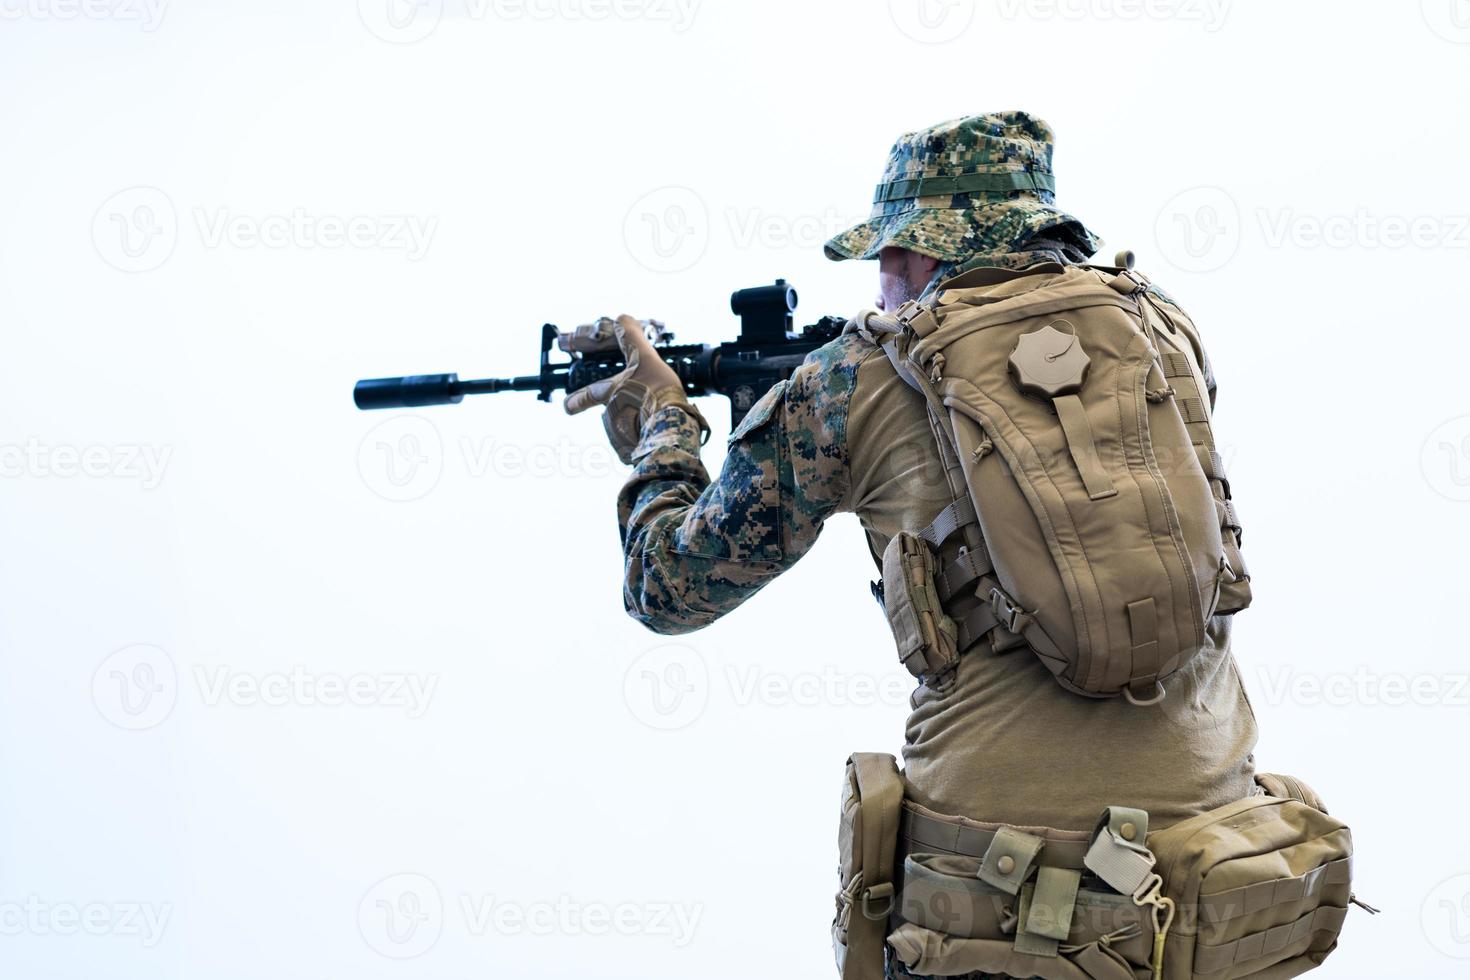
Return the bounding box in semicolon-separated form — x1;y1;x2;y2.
887;780;1364;980
1143;777;1358;979
833;753;905;980
892;852;1150;979
880;531;959;682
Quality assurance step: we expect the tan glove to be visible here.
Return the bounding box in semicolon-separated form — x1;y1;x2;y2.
561;314;708;464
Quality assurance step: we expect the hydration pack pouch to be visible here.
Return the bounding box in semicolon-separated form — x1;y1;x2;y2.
833;753;904;980
886;259;1251;704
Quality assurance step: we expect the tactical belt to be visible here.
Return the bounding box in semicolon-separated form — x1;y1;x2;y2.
900;804;1093;872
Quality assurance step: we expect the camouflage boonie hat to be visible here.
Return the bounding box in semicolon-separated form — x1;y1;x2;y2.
825;111;1094;263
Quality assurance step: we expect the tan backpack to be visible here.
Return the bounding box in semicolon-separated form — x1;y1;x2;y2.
874;256;1251;703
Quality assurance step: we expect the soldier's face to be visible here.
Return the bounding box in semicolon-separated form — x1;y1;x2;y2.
876;246;941;312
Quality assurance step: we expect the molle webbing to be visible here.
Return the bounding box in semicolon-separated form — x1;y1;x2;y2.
916;477;1004;658
1150;304;1251;613
1198;858;1352;925
1193;905;1348;977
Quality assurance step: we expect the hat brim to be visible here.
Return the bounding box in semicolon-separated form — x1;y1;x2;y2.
824;200;1081;263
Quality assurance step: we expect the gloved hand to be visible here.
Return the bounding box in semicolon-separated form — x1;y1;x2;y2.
561;314;707;464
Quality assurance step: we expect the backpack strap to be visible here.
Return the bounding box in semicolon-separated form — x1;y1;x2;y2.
853;308;1012;659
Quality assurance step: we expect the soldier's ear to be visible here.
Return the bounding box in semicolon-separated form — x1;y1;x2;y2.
909;250;942;282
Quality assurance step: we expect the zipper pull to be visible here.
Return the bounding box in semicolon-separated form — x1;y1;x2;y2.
1350;894;1381;915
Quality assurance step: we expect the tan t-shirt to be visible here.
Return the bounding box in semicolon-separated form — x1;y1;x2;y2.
617;312;1258;833
844;350;1258;831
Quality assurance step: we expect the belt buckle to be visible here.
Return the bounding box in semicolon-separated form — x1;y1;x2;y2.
990;588;1029;634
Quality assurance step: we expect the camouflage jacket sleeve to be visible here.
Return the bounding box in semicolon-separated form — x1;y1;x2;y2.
615;333;875;634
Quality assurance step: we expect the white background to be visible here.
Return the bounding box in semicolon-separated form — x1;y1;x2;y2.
2;1;1468;977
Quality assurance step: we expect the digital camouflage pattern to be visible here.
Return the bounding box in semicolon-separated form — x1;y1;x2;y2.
824;111;1099;280
616;250;1102;632
617;333;874;631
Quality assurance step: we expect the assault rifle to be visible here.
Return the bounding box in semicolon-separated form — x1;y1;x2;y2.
352;280;845;427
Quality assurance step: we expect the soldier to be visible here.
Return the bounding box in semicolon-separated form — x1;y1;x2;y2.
565;113;1261;980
